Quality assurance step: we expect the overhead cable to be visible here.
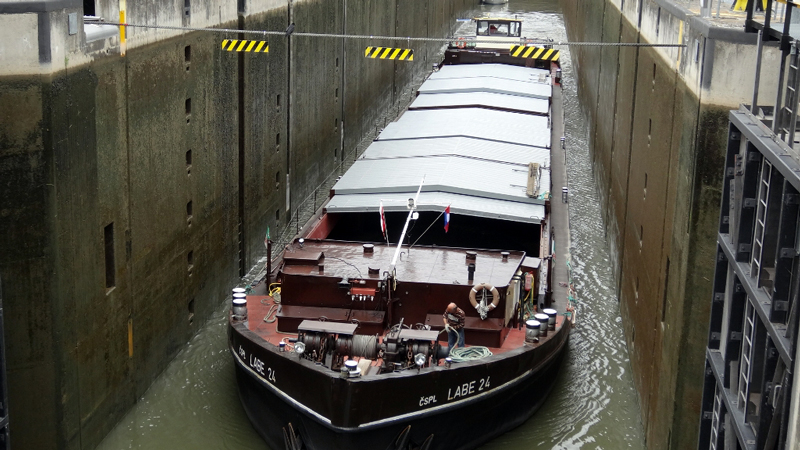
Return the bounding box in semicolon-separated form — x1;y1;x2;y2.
97;22;687;47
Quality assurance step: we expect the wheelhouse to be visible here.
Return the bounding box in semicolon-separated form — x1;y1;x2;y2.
475;18;522;37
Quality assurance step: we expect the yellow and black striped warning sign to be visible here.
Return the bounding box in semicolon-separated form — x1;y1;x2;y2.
365;47;414;61
222;39;269;53
509;46;559;62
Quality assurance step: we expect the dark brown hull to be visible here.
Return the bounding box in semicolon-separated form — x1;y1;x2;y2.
229;34;572;449
228;319;570;450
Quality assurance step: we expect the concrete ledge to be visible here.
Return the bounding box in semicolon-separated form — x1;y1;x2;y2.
648;0;764;44
688;15;759;43
652;0;692;22
0;0;80;14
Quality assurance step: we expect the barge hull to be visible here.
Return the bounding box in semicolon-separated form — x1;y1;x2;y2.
234;342;567;450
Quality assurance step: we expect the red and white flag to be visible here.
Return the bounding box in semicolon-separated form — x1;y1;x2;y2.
380;201;387;240
444;205;451;233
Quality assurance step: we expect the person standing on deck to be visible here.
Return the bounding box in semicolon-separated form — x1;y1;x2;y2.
443;303;466;353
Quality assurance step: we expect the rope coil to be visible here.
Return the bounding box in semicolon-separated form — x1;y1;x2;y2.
263;284;282;323
449;346;493;362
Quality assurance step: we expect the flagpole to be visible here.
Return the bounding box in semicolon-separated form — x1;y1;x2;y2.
266;239;273;280
380;201;390;246
390;177;425;273
409;206;448;248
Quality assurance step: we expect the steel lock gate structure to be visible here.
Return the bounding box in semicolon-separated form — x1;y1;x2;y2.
698;0;800;448
0;278;9;449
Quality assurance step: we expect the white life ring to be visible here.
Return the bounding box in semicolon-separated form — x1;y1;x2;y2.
469;283;500;311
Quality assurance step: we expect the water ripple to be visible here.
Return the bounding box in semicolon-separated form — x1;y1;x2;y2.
480;1;646;448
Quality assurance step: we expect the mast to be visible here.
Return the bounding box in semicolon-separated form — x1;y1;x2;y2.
389;177;425;274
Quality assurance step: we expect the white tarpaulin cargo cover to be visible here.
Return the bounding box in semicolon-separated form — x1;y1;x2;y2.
410;92;549;116
379;108;550;149
421;64;552;100
428;64;551;84
328;63;552;224
360;137;550;166
331;156;549;205
326;192;546;224
418;78;551;99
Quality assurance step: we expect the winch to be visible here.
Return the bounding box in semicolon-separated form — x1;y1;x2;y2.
296;321;378;371
380;325;441;371
294;319;441;373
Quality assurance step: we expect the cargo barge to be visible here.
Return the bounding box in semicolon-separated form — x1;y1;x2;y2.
228;18;574;450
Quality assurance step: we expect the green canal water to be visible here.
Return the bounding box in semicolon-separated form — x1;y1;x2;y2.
96;0;646;448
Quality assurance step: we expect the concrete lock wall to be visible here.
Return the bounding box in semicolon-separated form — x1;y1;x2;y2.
0;0;471;448
562;0;780;448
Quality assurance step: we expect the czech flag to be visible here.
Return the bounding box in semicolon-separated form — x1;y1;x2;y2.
444;205;451;233
380;201;387;239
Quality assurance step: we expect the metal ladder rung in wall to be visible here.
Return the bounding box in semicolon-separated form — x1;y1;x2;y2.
781;45;800;145
738;302;756;411
709;386;723;450
751;159;772;279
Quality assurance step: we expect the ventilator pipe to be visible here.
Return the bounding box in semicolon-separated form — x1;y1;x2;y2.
543;308;557;331
232;292;246;306
345;360;360;377
232;296;248;321
534;313;549;337
525;320;541;344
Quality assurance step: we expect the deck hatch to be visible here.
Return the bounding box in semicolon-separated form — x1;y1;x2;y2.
284;250;324;265
298;320;358;335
